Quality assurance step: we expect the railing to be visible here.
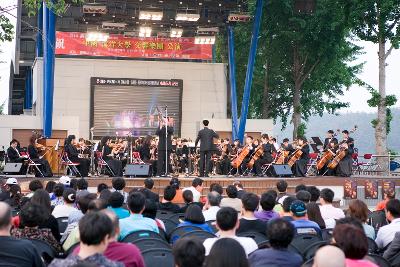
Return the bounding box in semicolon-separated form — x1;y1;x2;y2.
353;153;400;177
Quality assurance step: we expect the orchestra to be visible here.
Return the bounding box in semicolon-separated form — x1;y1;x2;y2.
4;127;358;178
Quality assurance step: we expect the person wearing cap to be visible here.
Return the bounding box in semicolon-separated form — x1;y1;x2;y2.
59;176;71;187
0;178;18;202
195;120;219;177
290;200;321;236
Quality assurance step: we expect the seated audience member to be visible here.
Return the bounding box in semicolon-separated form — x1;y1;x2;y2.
249;218;303;267
26;179;43;198
209;182;224;195
99;189;112;206
158;185;181;213
276;180;289;204
265;189;282;213
51;183;65;206
295;184;307;193
142;199;166;231
97;183;109;196
140;178;159;203
347;199;375;239
203;191;221;222
170;178;184;204
254;192;279;222
233;181;246;199
5;184;22;210
220;185;243;212
183;178;203;202
45;180;56;195
119;192;159;240
204;238;249;267
306;202;326;230
173;237;205;267
0;202;44;267
179;190;203;214
383;232;400;261
74;210;145;267
203;207;258;256
49;212;123;267
11;202;63;253
307;186;320;203
76;178;89;198
376;190;395;211
296;190;311;203
0;178;18;202
376;199;400;249
237;192;268;235
178;205;214;233
280;196;296;221
52;188;78;218
111;177;129;203
290;200;321;235
319;188;345;228
108;191;130;219
312;245;346;267
333;224;378;267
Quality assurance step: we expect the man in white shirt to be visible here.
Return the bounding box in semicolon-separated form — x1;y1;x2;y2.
376;199;400;249
183;178;203;202
203;191;221;221
203;207;258;257
319;188;344;228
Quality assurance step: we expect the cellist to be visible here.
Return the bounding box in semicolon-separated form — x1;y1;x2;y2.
335;130;354;177
239;136;256;175
323;130;338;151
254;134;276;177
291;137;310;177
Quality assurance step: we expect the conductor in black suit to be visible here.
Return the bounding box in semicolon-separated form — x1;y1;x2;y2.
195;120;219;177
155;117;174;177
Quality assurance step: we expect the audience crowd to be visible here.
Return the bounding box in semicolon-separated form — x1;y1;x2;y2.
0;175;399;267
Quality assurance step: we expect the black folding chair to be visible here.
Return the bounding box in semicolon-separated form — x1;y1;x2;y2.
388;251;400;267
180;230;216;242
26;239;57;264
56;216;69;236
141;248;175;267
163;218;178;235
237;232;268;245
303;241;327;261
156;210;175;221
132;238;171;252
368;254;391;267
168;225;203;244
122;230;166;243
367;237;379;254
290;234;323;256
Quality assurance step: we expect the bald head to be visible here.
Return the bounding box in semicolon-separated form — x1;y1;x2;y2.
0;202;12;230
313;245;345;267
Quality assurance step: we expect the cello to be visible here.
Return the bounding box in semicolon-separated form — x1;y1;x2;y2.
231;146;250;169
247;145;264;169
327;142;349;170
316;149;335;170
287;143;307;167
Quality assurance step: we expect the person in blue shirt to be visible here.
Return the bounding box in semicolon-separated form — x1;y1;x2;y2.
119;192;159;240
290;200;321;235
108;191;130;219
178;204;214;233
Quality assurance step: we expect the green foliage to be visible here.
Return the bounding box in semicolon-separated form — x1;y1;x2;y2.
366;87;398;133
0;15;13;42
23;0;85;16
297;122;307;137
0;101;5;115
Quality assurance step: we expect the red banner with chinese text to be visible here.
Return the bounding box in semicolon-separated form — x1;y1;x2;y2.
55;31;213;60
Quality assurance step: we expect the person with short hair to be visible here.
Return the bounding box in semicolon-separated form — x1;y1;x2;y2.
280;196;295;221
348;199;375;239
158;185;181;213
141;178;159;203
51;183;65;206
296;190;311;203
170;177;184;204
307;186;320;202
97;183;109;195
290;200;321;235
76;178;89;198
233;181;246;199
249;218;303;267
319;188;344;228
183;178;203;202
111;177;129;204
173;237;205;267
203;191;221;222
204;238;249;267
237;193;267;235
203;207;258;256
119;192;159;240
312;245;346;267
254;192;279;222
52;188;78;218
142;199;166;231
49;212;123;267
0;202;44;267
179;190;203;213
209;183;223;195
220;184;242;212
276;180;289;204
376;199;400;249
108;191;130;219
195;119;219;177
295;184;307;193
178;205;213;233
26;179;43;198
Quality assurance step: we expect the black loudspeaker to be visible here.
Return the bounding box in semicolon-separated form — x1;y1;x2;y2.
272;164;293;177
4;163;23;174
125;164;151;177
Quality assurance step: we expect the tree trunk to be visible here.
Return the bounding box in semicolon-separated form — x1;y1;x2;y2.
292;46;302;140
262;59;270;119
376;39;388;172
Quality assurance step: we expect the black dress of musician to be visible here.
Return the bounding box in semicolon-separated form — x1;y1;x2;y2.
176;139;190;174
218;139;232;175
291;137;310;177
335;130;354;177
27;136;53;177
64;135;90;177
98;136;123;177
239;136;256;174
140;136;157;176
195;120;219;177
155;119;174;177
323;130;338;151
6;139;28;174
254;134;276;177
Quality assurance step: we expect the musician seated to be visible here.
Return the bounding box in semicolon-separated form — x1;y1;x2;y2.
97;136;123;177
64;135;90;177
6;139;28;174
27;136;53;177
239;136;256;175
254;134;276;177
218;138;232;175
320;140;338;176
335;130;354;177
281;138;294;155
291;137;310;177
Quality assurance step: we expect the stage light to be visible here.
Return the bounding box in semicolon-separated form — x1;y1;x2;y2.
194;36;216;45
102;22;127;30
139;11;163;21
170;28;183;38
83;4;107;14
139;27;152;37
175;13;200;21
85;32;109;42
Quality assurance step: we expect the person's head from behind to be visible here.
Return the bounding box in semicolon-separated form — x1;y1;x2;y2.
0;202;12;234
209;183;223;195
348;199;369;223
112;177;126;191
295;184;307;193
101;209;119;239
241;192;259;213
183;190;193;204
320;188;334;204
53;183;64;198
45;181;56;194
312;245;346;267
97;183;108;194
170;178;180;190
63;188;76;204
205;238;248;267
99;189;112;205
226;185;238;199
20;202;48;227
306;202;326;229
333;224;368;259
108;191;124;209
296;190;311;203
142;199;157;220
233;181;243;191
79;212;113;253
192;178;204;192
127;192;146;214
307;186;320;202
28;179;43;193
184;204;205;224
207;191;221;207
144;178;155;190
216;207;238;232
163;185;176;202
77;193;98;214
386;199;400;222
31;189;51;214
267;218;295;249
88;199;108;211
260;192;275;212
290;200;307;219
276;180;288;193
203;120;209;127
173;237;205;267
282;196;296;214
335;217;363;230
77;178;88;190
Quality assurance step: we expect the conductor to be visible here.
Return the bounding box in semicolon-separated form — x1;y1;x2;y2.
195;120;219;177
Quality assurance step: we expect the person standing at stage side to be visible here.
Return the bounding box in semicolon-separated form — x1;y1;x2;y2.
155;117;174;177
195;120;219;177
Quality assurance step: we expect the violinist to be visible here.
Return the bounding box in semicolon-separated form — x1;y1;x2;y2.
219;138;232;175
97;136;123;177
64;135;90;177
335;130;354;177
27;136;53;177
140;135;157;176
291;136;310;177
6;139;28;174
323;130;338;151
254;134;276;177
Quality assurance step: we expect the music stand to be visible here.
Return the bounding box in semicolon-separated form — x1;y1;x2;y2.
311;137;324;147
310;144;320;153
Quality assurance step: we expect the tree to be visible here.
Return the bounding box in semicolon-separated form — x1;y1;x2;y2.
0;14;13;42
350;0;399;169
